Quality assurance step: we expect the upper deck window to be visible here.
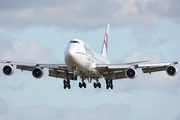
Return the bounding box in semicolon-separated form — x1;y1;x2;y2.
70;41;79;43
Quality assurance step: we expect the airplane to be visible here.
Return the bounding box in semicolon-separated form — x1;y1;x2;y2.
0;23;179;89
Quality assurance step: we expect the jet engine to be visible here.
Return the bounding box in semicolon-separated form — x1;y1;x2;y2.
32;67;44;78
166;66;177;76
125;68;137;79
3;65;14;76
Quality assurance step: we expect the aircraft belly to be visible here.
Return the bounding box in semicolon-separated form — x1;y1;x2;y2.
81;60;103;78
76;55;91;71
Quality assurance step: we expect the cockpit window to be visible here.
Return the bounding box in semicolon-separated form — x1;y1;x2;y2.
70;41;79;43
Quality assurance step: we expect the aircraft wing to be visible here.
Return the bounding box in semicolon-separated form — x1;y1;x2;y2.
0;60;68;70
96;60;149;72
96;61;180;80
0;60;76;80
136;62;180;74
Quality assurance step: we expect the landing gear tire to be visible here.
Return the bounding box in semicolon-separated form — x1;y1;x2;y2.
111;85;113;89
106;80;113;89
63;79;66;85
83;82;86;88
93;82;97;88
79;82;82;88
63;79;71;89
79;82;86;88
68;84;71;89
64;84;66;89
98;82;101;88
94;82;101;89
106;84;109;89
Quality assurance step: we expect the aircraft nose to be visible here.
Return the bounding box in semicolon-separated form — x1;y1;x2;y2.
68;46;75;58
65;45;78;66
65;41;84;68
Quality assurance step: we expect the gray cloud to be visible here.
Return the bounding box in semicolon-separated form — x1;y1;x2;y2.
0;34;58;91
0;0;73;10
0;98;8;114
136;0;180;20
16;103;132;120
0;83;24;91
122;50;163;63
113;50;180;94
0;0;180;30
0;102;133;120
0;32;13;55
176;112;180;120
0;97;18;120
1;39;56;63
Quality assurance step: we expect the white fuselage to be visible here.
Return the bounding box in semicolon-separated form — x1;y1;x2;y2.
64;39;110;78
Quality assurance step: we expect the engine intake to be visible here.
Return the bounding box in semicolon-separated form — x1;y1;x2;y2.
126;68;137;79
32;67;44;78
166;66;177;76
3;65;14;76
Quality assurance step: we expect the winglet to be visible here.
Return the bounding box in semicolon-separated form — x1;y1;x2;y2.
101;23;110;58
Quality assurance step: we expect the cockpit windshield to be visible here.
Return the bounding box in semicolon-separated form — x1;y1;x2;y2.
70;41;79;43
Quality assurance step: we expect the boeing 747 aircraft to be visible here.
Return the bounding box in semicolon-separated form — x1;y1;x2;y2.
0;24;179;89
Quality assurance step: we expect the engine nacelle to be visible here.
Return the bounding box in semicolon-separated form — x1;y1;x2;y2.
166;66;178;76
3;65;14;76
32;67;44;79
125;68;137;79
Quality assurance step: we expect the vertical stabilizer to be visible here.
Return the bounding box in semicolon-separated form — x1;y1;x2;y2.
101;23;110;58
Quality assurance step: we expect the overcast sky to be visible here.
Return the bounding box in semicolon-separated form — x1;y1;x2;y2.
0;0;180;120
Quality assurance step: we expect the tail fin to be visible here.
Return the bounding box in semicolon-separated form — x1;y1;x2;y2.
101;23;110;58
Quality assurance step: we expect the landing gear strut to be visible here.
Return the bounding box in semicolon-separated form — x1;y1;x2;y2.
106;80;113;89
63;79;71;89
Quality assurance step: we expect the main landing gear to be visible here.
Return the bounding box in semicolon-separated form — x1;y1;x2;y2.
93;82;101;88
106;80;113;89
63;79;113;89
79;82;86;88
79;78;87;88
93;78;101;89
63;79;71;89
